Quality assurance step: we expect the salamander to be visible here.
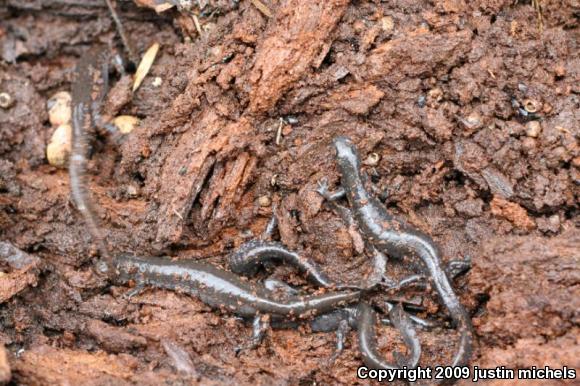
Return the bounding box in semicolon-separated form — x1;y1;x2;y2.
229;239;388;290
229;240;339;288
317;136;474;367
70;49;112;260
110;252;425;368
231;244;424;369
69;0;136;262
229;209;389;290
311;302;421;369
70;49;363;356
111;254;361;318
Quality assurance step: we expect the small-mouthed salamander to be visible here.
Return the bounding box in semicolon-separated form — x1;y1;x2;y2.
70;49;112;260
229;239;387;290
311;302;421;369
110;254;361;319
317;136;474;367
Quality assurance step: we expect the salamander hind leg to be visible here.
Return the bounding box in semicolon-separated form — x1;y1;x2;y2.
235;314;270;356
327;319;350;365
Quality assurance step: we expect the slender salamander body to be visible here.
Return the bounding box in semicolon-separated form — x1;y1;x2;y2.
318;136;474;367
230;212;387;290
70;50;111;259
229;239;358;289
357;302;421;370
311;302;421;369
112;254;361;318
230;244;422;369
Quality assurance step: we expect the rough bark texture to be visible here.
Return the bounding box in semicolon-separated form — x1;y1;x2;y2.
0;0;578;384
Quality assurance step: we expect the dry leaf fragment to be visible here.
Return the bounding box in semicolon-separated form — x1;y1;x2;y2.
133;42;160;92
250;0;273;18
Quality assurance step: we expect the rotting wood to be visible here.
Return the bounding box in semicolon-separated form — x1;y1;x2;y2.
213;152;254;222
361;30;472;83
199;152;255;228
154;114;253;247
248;0;349;114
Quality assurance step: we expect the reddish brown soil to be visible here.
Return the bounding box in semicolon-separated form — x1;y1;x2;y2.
0;0;578;385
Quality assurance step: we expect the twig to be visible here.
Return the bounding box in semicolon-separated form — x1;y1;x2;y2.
192;14;203;37
250;0;273;18
105;0;137;63
532;0;544;33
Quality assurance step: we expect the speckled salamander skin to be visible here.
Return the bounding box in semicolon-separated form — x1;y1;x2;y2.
229;239;422;369
70;50;110;259
229;239;356;289
330;136;474;367
112;254;361;318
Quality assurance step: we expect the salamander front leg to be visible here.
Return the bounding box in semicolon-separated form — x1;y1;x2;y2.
316;178;346;202
123;283;146;299
317;179;357;229
446;258;471;279
328;319;350;365
235;314;270;356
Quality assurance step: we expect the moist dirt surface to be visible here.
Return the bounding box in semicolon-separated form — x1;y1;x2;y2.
0;1;579;385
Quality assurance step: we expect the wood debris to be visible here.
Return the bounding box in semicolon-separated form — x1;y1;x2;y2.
250;0;273;18
133;43;160;92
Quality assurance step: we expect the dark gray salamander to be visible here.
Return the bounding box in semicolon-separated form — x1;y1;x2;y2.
112;254;360;318
229;240;337;288
112;253;421;366
318;136;474;367
230;210;387;291
229;240;386;289
357;302;421;370
311;302;421;369
70;50;111;260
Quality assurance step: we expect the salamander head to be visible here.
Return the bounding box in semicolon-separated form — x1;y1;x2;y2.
92;256;126;284
332;136;361;174
100;254;144;284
